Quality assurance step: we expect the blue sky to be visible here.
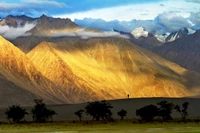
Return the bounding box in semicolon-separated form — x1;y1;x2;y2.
0;0;199;20
0;0;162;18
0;0;200;33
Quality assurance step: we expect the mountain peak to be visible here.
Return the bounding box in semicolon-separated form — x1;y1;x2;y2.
39;14;51;20
2;14;35;27
165;28;190;42
131;27;148;39
41;14;48;18
29;15;80;35
32;41;54;51
6;14;33;19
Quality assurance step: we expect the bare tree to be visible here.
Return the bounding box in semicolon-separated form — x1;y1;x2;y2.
174;102;189;122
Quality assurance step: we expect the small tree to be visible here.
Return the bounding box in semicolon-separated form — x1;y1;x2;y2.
85;100;113;121
74;109;84;122
117;109;127;120
174;102;189;122
136;104;158;122
32;99;56;122
46;109;57;122
157;100;174;121
5;105;28;123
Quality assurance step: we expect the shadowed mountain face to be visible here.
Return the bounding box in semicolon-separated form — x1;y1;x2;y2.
0;15;36;27
165;28;191;42
11;36;53;53
153;30;200;73
26;37;200;100
0;73;39;107
115;29;200;74
28;15;80;36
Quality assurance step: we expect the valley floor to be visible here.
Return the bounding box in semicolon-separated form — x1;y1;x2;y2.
0;121;200;133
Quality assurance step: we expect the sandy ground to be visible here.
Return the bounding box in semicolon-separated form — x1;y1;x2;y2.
0;98;200;122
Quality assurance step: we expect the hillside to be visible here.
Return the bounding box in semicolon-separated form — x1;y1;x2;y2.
27;37;200;101
0;73;39;107
153;30;200;73
0;36;64;105
27;41;102;103
1;34;200;105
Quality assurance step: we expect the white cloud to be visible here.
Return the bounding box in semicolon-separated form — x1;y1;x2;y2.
55;1;199;21
186;0;200;3
189;11;200;28
50;30;129;39
0;23;36;40
21;0;68;8
0;0;68;17
0;2;22;10
74;10;200;34
55;4;163;21
155;12;191;32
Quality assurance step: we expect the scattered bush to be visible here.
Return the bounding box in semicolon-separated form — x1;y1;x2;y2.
5;105;28;123
157;100;174;121
74;109;84;122
117;109;127;120
85;100;113;121
174;102;189;122
32;99;56;123
136;104;158;122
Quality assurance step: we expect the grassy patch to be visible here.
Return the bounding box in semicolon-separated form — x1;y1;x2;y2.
0;121;200;133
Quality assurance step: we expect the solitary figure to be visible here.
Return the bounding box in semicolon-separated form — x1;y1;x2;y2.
127;94;129;98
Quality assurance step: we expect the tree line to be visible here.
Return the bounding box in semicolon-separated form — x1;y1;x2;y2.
5;99;56;123
136;100;189;122
5;99;189;123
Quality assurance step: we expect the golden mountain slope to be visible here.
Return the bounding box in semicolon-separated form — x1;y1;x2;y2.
27;42;102;103
27;37;200;103
0;36;64;104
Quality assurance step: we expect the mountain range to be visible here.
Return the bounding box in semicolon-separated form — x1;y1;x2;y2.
114;27;200;74
0;15;200;106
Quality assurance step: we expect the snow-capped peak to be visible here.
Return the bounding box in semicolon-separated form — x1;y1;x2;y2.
131;27;148;39
187;28;196;35
154;33;170;43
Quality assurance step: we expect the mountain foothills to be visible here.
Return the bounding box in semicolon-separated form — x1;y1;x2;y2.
0;15;200;106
